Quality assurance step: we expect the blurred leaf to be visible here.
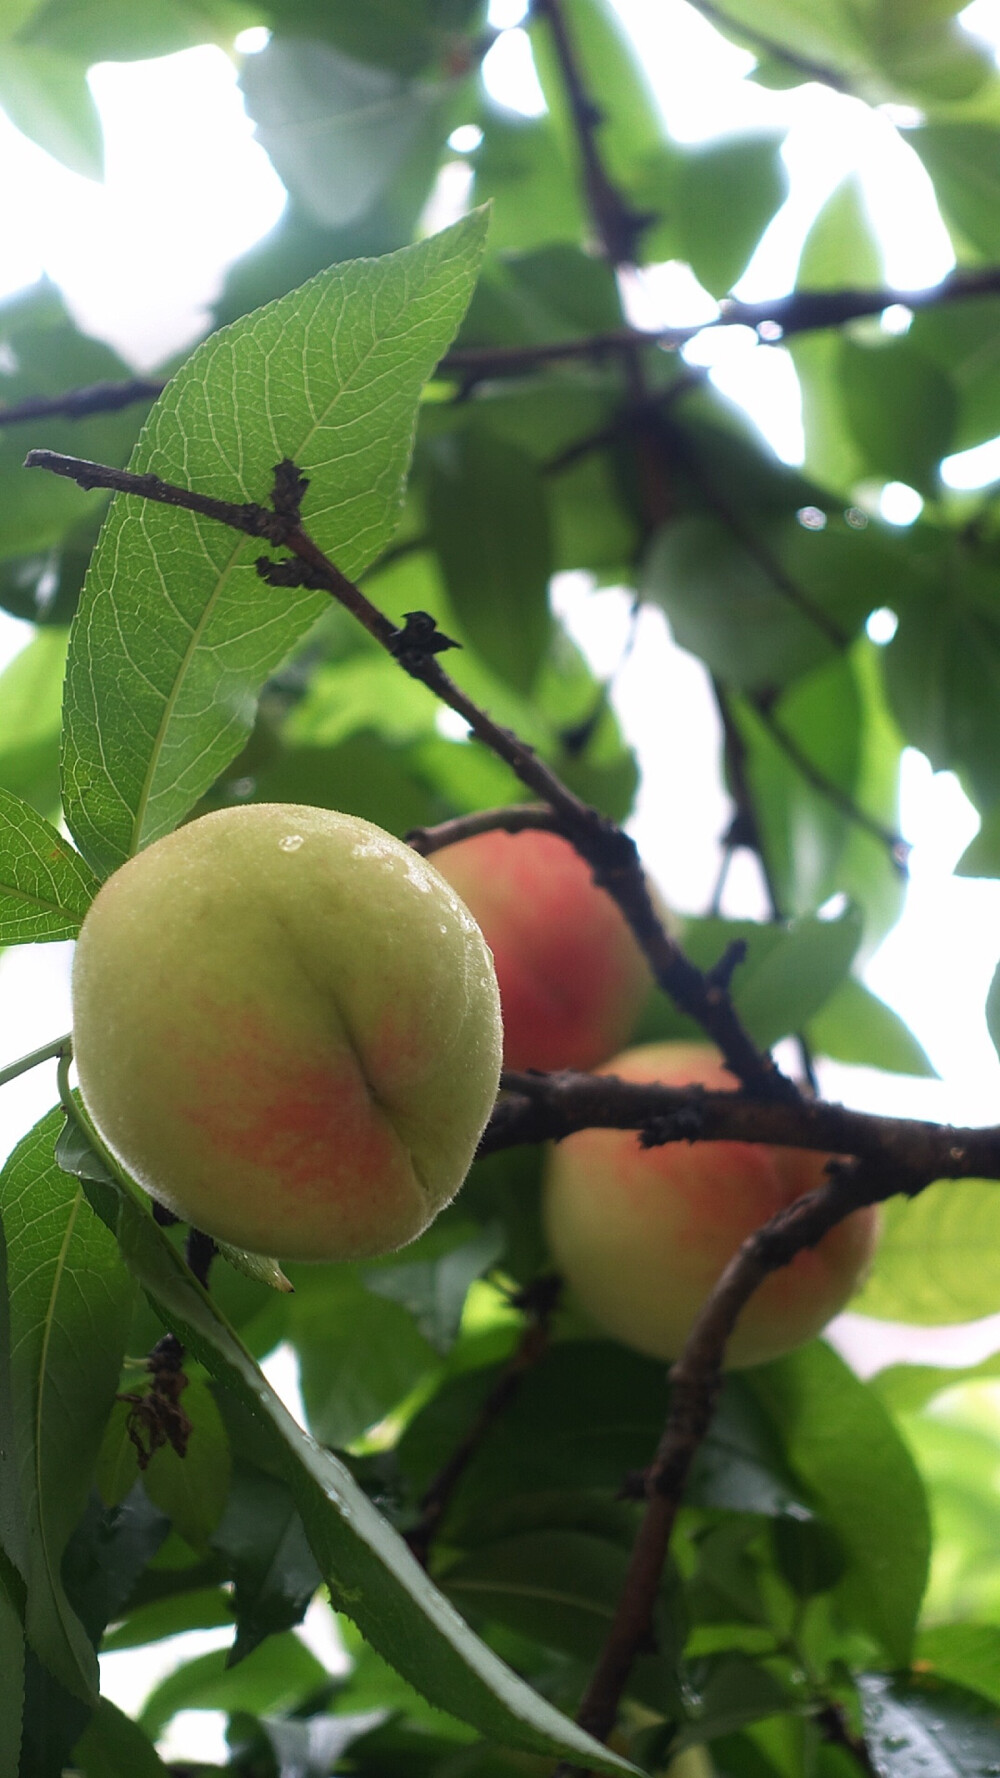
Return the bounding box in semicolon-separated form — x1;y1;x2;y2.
101;1583;233;1651
0;281;145;560
259;1711;391;1776
915;1624;1000;1708
771;1517;846;1599
290;1263;439;1448
748;1343;930;1666
838;336;956;498
0;789;98;941
909;296;1000;454
797;175;884;292
140;1378;232;1552
884;567;1000;810
363;1222;506;1355
20;0;251;62
687;1378;811;1518
1;1108;136;1700
71;1697;170;1777
639;133;788;296
857;1671;1000;1777
807;976;934;1077
911;126;1000;259
669;1656;794;1754
260;0;486;75
140;1630;327;1741
241;37;457;229
642;510;902;692
62;212;489;877
212;1464;321;1663
0;45;102;177
426;429;554;693
67;1119;638;1773
851;1178;1000;1324
61;1485;169;1647
0;1565;23;1777
471;106;583;253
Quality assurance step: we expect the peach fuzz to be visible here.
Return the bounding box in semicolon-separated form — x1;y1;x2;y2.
432;828;651;1072
72;804;503;1261
543;1041;879;1369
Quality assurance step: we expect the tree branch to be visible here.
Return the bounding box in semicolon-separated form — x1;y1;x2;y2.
404;1274;561;1568
408;804;563;855
0;377;164;426
25;448;795;1104
483;1066;1000;1182
750;695;910;874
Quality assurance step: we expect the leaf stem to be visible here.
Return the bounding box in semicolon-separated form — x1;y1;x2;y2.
0;1031;71;1091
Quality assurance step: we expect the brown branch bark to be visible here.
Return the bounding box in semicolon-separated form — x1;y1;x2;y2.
484;1066;999;1180
0;376;164;425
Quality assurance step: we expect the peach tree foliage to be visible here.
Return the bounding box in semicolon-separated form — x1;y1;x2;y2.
0;1;999;1774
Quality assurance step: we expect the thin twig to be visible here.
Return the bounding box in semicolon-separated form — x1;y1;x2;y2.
0;378;164;426
0;1031;71;1090
25;448;796;1105
405;1275;561;1568
531;0;651;266
408;804;562;854
751;697;910;873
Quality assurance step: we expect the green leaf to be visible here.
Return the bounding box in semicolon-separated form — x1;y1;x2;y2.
363;1222;506;1355
641;510;899;692
290;1263;439;1448
884;573;1000;810
639;133;789;296
0;1109;136;1700
0;1564;23;1777
0;45;103;179
850;1178;1000;1324
807;976;934;1077
61;212;490;878
216;1242;293;1293
471;106;584;254
987;957;1000;1065
0;789;99;943
212;1465;321;1664
140;1631;327;1741
100;1583;233;1652
857;1672;1000;1778
838;336;956;498
916;1624;1000;1708
797;174;884;292
747;1343;930;1666
911;126;1000;259
240;37;457;230
63;1118;637;1774
71;1697;170;1777
259;0;485;76
0;628;68;820
140;1379;233;1552
908;297;1000;455
425;429;554;693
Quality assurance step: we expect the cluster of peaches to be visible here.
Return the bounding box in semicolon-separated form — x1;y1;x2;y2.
72;805;877;1368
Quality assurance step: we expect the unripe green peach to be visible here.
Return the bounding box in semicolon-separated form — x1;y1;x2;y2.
72;804;503;1261
432;828;650;1072
543;1042;879;1368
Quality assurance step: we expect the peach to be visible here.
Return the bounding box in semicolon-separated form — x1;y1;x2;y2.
433;828;650;1072
543;1042;879;1368
72;804;503;1261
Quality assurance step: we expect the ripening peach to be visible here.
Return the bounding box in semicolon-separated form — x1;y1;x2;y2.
433;828;650;1072
543;1042;879;1368
72;804;503;1261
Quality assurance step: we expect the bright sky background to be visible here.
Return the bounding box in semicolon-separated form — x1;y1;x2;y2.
4;0;1000;1756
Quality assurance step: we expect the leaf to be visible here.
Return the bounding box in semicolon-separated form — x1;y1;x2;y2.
639;133;789;296
140;1632;328;1742
916;1624;1000;1709
850;1179;1000;1324
71;1697;170;1777
216;1241;293;1293
747;1343;930;1666
641;510;898;692
62;1117;637;1774
0;1564;23;1776
363;1222;506;1355
0;627;69;819
987;958;1000;1066
0;1109;136;1699
140;1378;232;1552
61;211;490;878
212;1465;321;1664
0;45;103;179
807;976;934;1077
0;789;99;943
838;337;956;498
290;1263;439;1449
857;1671;1000;1778
677;910;862;1050
241;37;456;230
258;1712;390;1776
425;428;555;694
911;126;1000;259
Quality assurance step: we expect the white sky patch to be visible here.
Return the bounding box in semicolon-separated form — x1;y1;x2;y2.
943;435;1000;490
481;28;546;115
878;481;924;525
